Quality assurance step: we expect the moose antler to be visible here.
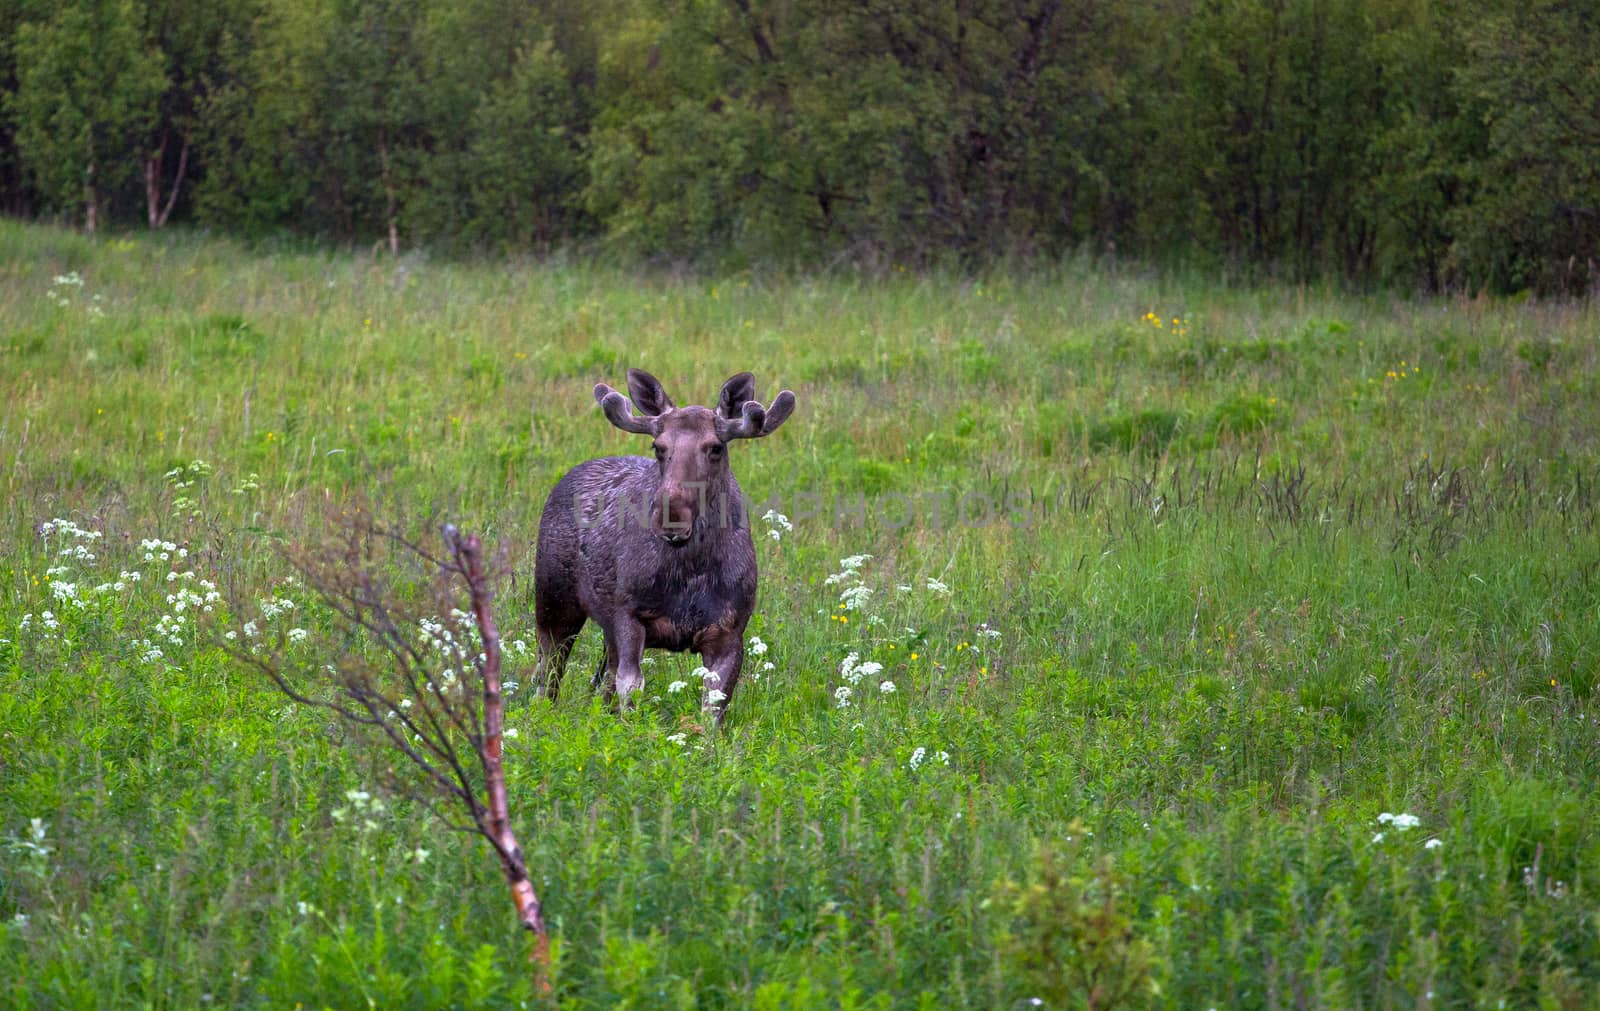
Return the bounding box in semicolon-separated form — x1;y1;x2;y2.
719;389;796;440
594;383;661;436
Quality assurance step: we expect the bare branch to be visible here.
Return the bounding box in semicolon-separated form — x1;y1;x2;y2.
220;511;554;993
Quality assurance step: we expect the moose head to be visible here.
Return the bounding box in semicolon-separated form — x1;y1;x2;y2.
593;368;795;545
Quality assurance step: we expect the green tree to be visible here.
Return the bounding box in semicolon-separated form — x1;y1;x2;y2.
195;0;426;249
464;37;585;250
313;0;428;253
586;0;1144;264
8;0;167;233
1452;0;1600;293
407;0;596;250
1366;0;1480;290
1175;0;1390;278
139;0;255;227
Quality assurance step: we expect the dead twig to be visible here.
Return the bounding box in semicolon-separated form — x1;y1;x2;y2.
223;511;553;994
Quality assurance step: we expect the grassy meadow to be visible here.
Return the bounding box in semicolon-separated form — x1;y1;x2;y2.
2;219;1599;1008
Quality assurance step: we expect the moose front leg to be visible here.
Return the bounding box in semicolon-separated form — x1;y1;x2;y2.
695;623;745;725
607;617;648;710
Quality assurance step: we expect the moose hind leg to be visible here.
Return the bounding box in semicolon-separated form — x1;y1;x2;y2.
589;642;610;692
535;615;584;703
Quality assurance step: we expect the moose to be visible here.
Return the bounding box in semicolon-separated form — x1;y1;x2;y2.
533;368;795;722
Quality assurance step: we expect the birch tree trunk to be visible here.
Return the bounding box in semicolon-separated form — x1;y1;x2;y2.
144;132;189;228
379;135;399;256
83;155;97;235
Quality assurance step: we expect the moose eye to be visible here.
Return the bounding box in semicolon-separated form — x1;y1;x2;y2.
708;443;725;459
653;444;666;460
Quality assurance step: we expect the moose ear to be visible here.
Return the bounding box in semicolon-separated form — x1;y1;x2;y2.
594;383;660;436
760;389;796;435
717;372;756;419
626;368;675;417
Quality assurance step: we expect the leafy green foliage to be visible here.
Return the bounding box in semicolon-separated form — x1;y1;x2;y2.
995;847;1158;1009
1449;0;1600;294
7;0;166;229
3;0;1598;291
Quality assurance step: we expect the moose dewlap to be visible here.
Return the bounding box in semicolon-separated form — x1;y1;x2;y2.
533;368;796;722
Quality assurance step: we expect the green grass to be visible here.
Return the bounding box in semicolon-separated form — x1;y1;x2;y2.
2;219;1599;1008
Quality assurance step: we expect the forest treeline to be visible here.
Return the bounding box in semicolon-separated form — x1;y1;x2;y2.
2;0;1597;292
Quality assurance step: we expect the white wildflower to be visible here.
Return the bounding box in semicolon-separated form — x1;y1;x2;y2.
17;818;52;860
747;635;768;656
50;582;82;607
705;689;727;705
287;628;309;643
1377;812;1421;831
259;596;296;620
839;652;860;682
666;732;688;746
761;510;792;541
834;686;853;708
824;553;872;586
503;727;519;740
879;680;896;694
667;680;688;694
1424;838;1443;851
839;585;873;611
909;746;949;770
925;578;951;595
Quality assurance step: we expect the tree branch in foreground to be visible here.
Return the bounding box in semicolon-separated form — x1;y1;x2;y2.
223;514;552;993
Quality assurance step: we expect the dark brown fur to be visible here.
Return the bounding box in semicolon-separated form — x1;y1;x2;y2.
533;369;795;721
